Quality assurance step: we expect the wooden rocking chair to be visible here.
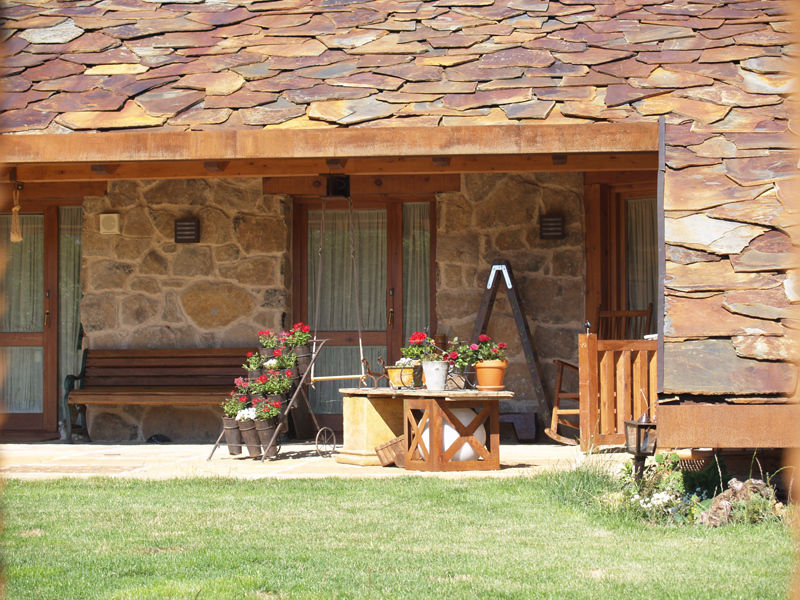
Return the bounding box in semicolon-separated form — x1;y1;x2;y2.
545;304;652;445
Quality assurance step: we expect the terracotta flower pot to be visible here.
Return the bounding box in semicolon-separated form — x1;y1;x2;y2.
474;359;508;391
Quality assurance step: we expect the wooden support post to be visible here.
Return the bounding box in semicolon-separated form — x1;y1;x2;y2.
578;333;599;452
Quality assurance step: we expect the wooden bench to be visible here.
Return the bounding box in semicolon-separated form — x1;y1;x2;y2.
63;347;250;440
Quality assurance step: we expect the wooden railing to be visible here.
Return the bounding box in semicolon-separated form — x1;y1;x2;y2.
578;333;658;451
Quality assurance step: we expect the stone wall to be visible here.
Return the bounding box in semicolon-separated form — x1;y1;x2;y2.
436;172;585;415
81;177;291;441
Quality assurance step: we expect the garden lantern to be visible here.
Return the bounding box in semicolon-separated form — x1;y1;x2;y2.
624;416;657;480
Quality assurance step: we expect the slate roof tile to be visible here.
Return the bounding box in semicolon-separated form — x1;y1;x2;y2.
0;0;792;132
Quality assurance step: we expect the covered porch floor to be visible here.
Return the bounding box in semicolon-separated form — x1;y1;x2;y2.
0;442;630;481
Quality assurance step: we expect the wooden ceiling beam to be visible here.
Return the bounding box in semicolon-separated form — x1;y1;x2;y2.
9;152;657;183
0;123;659;165
263;174;462;196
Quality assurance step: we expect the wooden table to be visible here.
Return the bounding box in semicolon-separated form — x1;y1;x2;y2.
337;388;512;471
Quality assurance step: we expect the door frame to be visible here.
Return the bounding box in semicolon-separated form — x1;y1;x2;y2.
584;172;658;332
291;195;437;365
0;182;94;435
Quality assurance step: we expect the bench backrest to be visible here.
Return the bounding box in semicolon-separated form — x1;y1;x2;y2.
82;348;251;388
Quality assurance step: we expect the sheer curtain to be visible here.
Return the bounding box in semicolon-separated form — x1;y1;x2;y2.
59;207;83;410
402;203;430;340
307;209;387;413
0;215;44;413
308;209;386;331
626;197;657;332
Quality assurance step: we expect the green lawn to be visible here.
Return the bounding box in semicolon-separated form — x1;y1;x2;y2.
2;472;794;600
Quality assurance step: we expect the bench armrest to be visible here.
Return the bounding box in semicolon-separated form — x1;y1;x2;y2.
60;350;87;441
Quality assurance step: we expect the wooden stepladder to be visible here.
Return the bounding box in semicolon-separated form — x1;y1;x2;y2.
471;260;547;419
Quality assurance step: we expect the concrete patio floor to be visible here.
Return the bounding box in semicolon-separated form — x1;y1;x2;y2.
0;441;632;480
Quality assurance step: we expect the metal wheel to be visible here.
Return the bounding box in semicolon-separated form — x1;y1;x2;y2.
315;426;336;457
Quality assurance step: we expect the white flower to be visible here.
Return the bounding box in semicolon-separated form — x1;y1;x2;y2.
263;358;278;368
235;407;256;421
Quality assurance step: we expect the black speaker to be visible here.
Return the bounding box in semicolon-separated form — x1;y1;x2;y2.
326;174;350;197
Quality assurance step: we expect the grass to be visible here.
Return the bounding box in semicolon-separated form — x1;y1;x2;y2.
1;469;794;600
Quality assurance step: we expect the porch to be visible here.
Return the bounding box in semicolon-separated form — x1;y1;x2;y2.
0;441;630;480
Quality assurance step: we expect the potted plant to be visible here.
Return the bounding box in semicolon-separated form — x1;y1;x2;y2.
257;329;280;356
445;339;476;389
271;346;298;376
385;357;422;389
402;331;448;391
234;406;262;457
471;334;508;391
285;322;313;373
220;392;247;455
253;394;283;458
242;351;263;379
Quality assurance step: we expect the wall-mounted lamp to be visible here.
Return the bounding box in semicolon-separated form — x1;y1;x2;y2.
99;213;120;235
540;214;565;239
174;217;200;243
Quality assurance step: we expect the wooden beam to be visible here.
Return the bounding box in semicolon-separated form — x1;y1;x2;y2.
264;174;461;196
0;181;106;211
10;152;657;183
0;123;660;165
657;403;800;449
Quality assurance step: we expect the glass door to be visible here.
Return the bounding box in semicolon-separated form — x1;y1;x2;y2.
0;206;82;435
0;213;48;431
295;199;432;418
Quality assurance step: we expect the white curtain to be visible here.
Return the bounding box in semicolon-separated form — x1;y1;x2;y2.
626;197;657;332
59;207;83;406
402;203;430;341
0;215;44;413
308;209;386;331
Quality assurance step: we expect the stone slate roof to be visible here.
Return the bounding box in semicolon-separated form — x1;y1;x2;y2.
0;0;794;133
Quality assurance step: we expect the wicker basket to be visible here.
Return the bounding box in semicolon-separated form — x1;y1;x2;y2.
375;435;406;468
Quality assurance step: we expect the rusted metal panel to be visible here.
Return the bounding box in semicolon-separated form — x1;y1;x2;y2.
657;403;800;449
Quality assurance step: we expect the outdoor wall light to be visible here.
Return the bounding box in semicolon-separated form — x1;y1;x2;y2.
99;213;120;235
174;217;200;243
624;416;657;480
539;214;565;239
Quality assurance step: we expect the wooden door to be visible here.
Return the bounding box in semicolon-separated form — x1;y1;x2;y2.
293;197;434;420
0;208;58;434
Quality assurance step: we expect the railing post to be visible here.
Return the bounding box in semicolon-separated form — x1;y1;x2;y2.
578;333;598;452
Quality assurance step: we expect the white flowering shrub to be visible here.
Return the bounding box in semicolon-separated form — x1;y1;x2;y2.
235;407;257;422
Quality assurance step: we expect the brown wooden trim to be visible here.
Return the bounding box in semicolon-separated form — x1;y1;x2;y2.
265;175;460;196
428;197;438;338
656;116;666;395
1;413;44;430
12;152;658;183
388;201;403;362
584;183;602;331
0;181;104;211
2;123;660;165
657;403;800;449
43;206;58;432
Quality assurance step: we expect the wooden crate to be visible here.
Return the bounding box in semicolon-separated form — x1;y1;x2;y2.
375;436;405;468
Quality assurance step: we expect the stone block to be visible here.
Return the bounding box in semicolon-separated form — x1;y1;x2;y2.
732;335;799;361
521;275;584;323
149;209;177;240
88;259;133;289
665;213;767;254
144;178;211;206
198;206;234;245
234;215;287;254
162;292;183;323
141;406;221;443
440;264;463;289
233;257;278;286
666;260;783;292
552;248;583;277
108;180;141;209
87;408;138;442
83;195;109;213
260;288;288;309
80;293;118;332
438;192;472;231
666;245;722;265
723;287;796;320
181;281;255;328
493;228;527;252
81;231;113;257
130;277;160;294
141;250;168;275
114;237;151;260
173;245;213;277
121;206;154;238
663;339;796;395
214;243;241;263
121;294;159;326
438;232;479;264
533;324;579;362
436;288;483;320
